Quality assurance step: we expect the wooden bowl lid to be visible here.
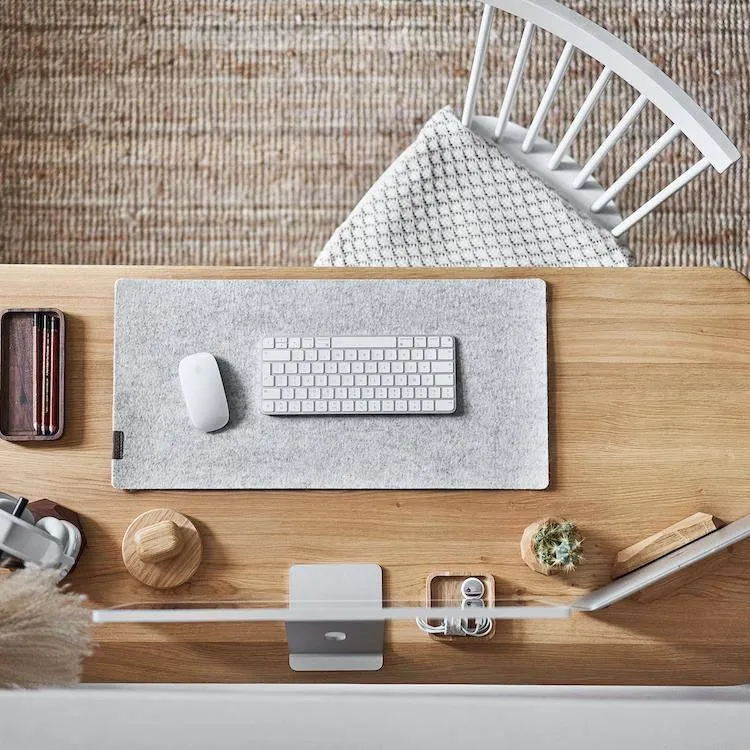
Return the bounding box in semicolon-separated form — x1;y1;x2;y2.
122;509;202;589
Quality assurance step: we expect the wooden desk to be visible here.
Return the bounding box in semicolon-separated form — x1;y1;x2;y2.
1;266;749;685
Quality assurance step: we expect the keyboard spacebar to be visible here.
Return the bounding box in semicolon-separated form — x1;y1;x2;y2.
330;336;397;348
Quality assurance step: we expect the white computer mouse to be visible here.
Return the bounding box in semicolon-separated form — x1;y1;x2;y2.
178;352;230;432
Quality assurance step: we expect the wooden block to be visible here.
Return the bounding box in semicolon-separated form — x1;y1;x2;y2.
635;548;733;603
134;520;184;563
612;512;722;579
424;571;495;641
122;509;202;589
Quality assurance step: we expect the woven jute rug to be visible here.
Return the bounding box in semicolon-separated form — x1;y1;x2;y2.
1;1;747;272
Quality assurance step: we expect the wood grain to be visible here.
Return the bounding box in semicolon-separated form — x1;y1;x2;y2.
0;266;748;685
612;512;723;579
121;509;202;589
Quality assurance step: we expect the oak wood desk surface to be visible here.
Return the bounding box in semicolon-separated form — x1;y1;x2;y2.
1;266;749;685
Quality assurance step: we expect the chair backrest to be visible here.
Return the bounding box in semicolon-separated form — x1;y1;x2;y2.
462;0;740;239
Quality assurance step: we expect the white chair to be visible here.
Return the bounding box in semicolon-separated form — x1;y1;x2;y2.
316;0;739;268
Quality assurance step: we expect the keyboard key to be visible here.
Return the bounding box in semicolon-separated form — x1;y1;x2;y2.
263;376;274;387
385;349;398;361
402;387;414;399
342;374;354;386
434;374;454;386
382;400;394;412
312;363;324;374
299;362;311;374
408;374;420;386
358;349;371;361
275;338;287;348
324;362;337;373
332;337;397;349
388;388;400;399
425;349;437;360
275;375;288;387
301;375;314;386
329;400;341;412
329;374;341;386
332;349;344;361
282;388;294;400
415;387;427;399
428;387;441;399
408;400;421;412
295;388;307;400
304;349;318;361
319;350;331;361
309;388;321;399
435;400;454;412
395;400;407;412
335;387;347;399
302;338;314;348
423;400;435;412
288;337;301;349
315;338;330;348
263;350;291;362
382;374;394;386
362;388;374;399
375;387;387;399
395;374;407;386
289;401;301;413
365;362;377;374
352;362;364;374
418;362;430;373
368;401;381;412
322;388;334;400
314;375;326;386
275;401;288;413
345;350;357;360
398;337;413;348
355;375;367;386
315;401;328;412
289;375;301;387
261;400;274;412
442;387;454;399
355;401;367;412
392;362;404;373
438;349;453;360
427;337;440;347
432;362;453;373
414;337;426;348
263;388;281;400
342;400;354;412
441;337;453;348
398;349;410;360
405;362;417;373
372;349;384;360
262;338;275;349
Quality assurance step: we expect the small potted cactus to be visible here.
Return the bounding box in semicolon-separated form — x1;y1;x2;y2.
520;518;583;576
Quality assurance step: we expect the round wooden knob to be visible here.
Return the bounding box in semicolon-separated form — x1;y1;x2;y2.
122;509;202;589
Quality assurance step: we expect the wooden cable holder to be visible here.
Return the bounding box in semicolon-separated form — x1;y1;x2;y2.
424;571;495;641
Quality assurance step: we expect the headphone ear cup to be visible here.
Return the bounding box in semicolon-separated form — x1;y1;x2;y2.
36;517;80;559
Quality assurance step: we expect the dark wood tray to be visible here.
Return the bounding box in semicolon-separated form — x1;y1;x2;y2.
0;308;65;441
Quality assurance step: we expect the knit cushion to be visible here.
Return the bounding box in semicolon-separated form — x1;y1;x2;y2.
315;108;630;268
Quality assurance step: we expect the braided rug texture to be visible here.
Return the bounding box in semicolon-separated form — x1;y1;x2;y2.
1;1;747;272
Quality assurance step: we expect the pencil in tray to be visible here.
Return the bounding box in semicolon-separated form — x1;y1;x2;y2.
32;313;42;434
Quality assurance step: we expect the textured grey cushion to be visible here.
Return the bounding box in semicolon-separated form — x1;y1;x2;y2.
316;108;630;268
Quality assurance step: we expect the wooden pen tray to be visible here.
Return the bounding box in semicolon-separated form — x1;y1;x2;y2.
0;309;65;441
425;571;496;641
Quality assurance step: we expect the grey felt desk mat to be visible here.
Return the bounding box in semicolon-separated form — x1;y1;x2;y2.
112;279;548;490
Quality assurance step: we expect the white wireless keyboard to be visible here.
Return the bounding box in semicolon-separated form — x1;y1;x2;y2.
260;336;457;415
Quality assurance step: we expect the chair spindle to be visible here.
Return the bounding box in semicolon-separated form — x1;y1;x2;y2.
494;21;537;141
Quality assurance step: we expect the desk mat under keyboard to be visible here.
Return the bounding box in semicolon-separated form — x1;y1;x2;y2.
112;279;548;489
